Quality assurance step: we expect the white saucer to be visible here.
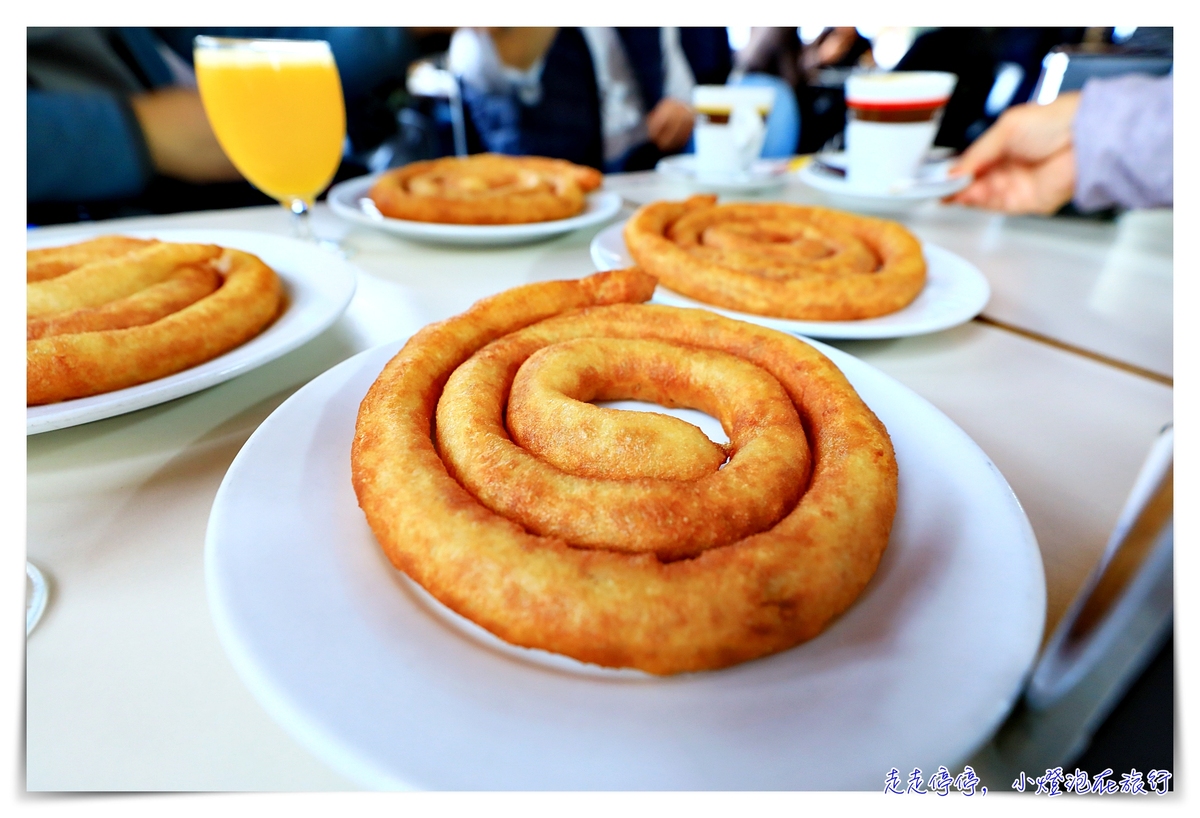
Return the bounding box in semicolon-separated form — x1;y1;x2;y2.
590;221;990;340
327;173;623;246
655;154;789;193
798;152;970;213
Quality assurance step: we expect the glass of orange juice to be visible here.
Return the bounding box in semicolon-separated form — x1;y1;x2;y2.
194;36;346;242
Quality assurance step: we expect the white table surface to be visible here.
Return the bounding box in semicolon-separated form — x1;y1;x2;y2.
25;175;1173;791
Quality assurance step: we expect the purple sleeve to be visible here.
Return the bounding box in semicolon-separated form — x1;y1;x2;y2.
1072;73;1173;211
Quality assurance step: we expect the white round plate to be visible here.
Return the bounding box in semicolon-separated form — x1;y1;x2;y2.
326;172;623;246
798;152;970;213
655;154;789;193
590;221;990;340
206;335;1044;790
26;229;358;435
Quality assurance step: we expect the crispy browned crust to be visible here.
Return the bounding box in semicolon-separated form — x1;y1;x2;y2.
506;338;732;481
368;153;603;225
27;264;221;340
351;269;897;675
26;235;160;283
27;242;223;319
623;196;927;320
27;243;283;406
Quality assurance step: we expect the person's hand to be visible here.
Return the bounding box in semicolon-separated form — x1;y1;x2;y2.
947;92;1082;214
950;147;1077;214
802;27;862;81
130;87;242;184
647;98;694;153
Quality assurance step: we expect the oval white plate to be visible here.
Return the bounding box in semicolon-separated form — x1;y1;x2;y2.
797;153;970;214
26;229;358;435
655;154;789;193
327;172;623;246
205;334;1044;790
590;220;990;340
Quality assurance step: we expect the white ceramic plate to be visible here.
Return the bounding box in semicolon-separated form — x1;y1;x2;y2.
797;152;970;213
590;221;990;340
26;229;358;435
326;172;623;246
655;154;789;193
205;336;1044;790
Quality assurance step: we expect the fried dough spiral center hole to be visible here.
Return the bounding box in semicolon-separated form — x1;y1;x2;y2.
596;401;729;446
506;338;781;482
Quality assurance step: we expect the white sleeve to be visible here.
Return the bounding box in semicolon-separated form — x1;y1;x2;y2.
660;27;696;103
449;28;545;106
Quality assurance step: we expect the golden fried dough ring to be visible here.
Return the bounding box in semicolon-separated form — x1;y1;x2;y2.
28;264;221;341
352;269;898;675
28;246;283;405
624;195;927;320
26;235;160;283
28;242;223;319
368;153;603;225
507;338;730;481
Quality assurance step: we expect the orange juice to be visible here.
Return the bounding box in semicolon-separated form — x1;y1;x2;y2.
195;41;346;204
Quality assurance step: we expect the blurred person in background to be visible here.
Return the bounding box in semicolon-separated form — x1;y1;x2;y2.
947;72;1172;214
28;27;422;225
450;27;731;172
733;26;870;90
733;26;871;153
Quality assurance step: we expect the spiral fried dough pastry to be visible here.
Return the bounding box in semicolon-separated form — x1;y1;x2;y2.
27;235;160;283
352;269;898;675
625;195;927;320
368;153;603;224
27;238;283;405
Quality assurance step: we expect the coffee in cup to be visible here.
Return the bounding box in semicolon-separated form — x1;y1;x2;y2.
692;85;774;182
843;71;957;191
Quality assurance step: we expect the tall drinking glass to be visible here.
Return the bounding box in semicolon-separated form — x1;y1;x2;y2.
194;36;346;241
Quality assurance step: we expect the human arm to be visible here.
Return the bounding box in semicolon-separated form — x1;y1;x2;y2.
129;87;241;184
27;85;241;205
949;73;1174;214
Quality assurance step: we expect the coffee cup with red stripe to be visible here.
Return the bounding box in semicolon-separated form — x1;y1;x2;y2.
843;71;957;192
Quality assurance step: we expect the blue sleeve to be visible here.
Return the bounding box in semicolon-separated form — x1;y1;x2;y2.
27;90;154;203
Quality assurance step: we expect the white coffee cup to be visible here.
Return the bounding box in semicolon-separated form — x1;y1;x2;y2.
692;85;774;182
843;71;957;192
